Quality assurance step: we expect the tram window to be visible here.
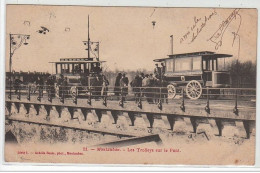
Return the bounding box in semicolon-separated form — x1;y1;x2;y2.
175;57;191;71
209;60;213;70
56;64;61;74
85;63;90;73
166;59;173;72
68;64;72;73
64;64;69;73
193;56;201;70
203;60;207;70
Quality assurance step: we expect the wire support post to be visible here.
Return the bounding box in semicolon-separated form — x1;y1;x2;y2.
87;88;92;105
205;87;210;114
17;86;21;100
180;88;185;112
27;85;31;101
119;87;124;107
157;88;162;110
233;89;239;115
47;85;52;102
59;86;64;103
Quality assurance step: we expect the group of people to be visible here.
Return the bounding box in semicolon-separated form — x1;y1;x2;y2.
13;76;46;95
91;74;110;98
130;73;168;103
114;69;168;104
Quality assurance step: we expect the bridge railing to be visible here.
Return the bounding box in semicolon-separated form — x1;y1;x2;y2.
5;84;256;105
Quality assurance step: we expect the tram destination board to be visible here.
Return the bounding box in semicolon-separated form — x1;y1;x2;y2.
3;5;257;166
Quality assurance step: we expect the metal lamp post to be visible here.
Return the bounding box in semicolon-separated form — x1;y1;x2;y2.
82;41;99;61
8;33;30;99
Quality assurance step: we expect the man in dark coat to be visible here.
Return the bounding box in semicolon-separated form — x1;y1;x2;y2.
36;76;44;97
154;64;161;79
114;73;122;96
57;74;64;97
161;63;166;77
120;73;129;101
130;75;142;103
46;75;55;97
14;77;23;94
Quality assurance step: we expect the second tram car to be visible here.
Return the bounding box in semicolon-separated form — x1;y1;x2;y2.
49;57;106;97
154;51;232;100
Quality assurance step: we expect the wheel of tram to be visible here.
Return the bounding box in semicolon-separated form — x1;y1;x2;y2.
167;84;176;99
185;80;202;100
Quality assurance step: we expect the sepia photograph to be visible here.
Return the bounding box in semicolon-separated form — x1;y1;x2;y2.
3;5;257;165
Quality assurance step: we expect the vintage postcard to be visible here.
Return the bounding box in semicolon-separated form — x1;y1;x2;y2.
4;5;257;165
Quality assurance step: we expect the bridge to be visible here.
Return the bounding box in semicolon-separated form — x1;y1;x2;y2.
5;85;256;146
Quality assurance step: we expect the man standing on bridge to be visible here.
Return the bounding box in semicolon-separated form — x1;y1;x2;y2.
120;73;129;102
114;73;122;97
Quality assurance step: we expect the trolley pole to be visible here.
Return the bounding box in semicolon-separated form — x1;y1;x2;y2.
170;35;173;55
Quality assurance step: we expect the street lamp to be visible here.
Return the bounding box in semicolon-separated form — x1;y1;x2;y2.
8;33;30;99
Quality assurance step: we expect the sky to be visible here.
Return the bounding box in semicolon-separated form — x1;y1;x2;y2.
5;5;257;73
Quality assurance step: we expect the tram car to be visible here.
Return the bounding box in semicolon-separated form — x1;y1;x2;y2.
49;57;106;97
154;51;232;100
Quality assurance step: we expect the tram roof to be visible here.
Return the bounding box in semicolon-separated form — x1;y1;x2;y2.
153;51;232;62
49;60;106;64
48;57;106;64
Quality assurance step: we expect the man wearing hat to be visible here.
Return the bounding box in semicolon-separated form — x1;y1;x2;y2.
154;63;161;79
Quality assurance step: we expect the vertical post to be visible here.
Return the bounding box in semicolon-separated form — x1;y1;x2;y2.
37;85;41;102
27;85;31;101
62;86;65;103
72;64;74;74
170;35;173;55
216;59;218;71
180;88;185;112
73;87;77;104
205;87;210;113
88;87;91;105
119;87;124;107
103;86;107;106
212;59;214;71
233;89;239;115
138;87;142;109
158;87;162;110
60;86;64;103
17;85;21;100
9;34;12;100
48;85;52;102
60;64;62;74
